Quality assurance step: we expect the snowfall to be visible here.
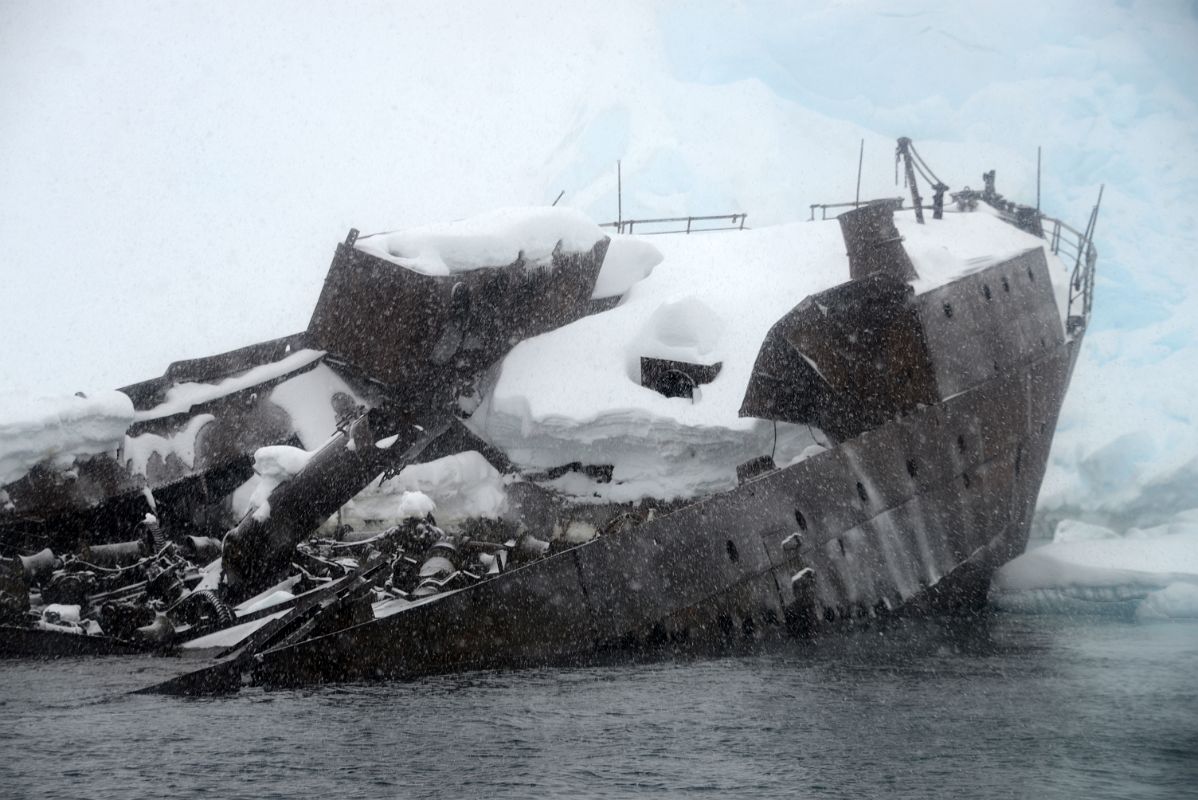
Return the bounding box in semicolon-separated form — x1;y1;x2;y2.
1;0;1196;621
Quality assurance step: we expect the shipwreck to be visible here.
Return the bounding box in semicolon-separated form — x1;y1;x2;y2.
0;139;1101;694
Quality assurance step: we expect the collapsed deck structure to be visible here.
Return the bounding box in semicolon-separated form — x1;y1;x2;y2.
0;142;1100;693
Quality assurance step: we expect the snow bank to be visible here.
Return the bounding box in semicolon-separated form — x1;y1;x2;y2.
339;451;506;529
354;207;606;275
591;235;663;299
471;214;1047;502
991;510;1198;620
0;390;134;486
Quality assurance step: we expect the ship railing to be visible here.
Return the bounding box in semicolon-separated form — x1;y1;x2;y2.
1032;212;1098;326
809;198;908;220
599;213;748;235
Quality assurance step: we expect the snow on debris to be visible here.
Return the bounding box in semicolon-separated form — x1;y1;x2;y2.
180;609;290;650
353;206;607;276
0;390;134;486
246;444;315;522
133;348;325;423
339;451;507;529
268;362;366;450
122;413;214;476
591;235;663;299
990;509;1198;620
397;490;436;520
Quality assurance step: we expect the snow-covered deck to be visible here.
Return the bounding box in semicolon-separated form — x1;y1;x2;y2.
468;211;1069;503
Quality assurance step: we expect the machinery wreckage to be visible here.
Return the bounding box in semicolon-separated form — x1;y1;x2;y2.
0;142;1101;694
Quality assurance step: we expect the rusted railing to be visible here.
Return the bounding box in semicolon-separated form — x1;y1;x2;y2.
1035;211;1098;325
599;213;748;235
809;198;906;221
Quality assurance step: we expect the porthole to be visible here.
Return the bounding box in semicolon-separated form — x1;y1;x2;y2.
957;434;967;452
1027;265;1036;282
983;284;992;300
963;473;972;489
794;509;808;530
1002;276;1010;293
837;538;847;556
725;540;739;563
856;481;868;502
943;302;954;318
906;459;918;478
823;607;836;623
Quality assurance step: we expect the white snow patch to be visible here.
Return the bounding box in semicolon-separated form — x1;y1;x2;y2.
246;445;315;522
180;609;290;650
122;413;215;476
0;390;134;486
194;558;222;593
237;590;296;615
133;349;325;423
354;207;605;276
43;604;81;623
397;490;436;520
339;451;506;528
268;362;364;449
592;235;663;299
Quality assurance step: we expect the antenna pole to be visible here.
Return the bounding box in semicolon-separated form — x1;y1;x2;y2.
617;160;623;233
1036;146;1041;213
855;138;864;208
551;190;564;207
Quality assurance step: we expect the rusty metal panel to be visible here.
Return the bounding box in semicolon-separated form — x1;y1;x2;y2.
916;247;1063;398
307;237;608;406
739;273;939;440
838;201;917;281
573;494;778;641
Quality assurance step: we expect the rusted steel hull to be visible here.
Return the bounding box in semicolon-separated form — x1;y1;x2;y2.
254;249;1080;687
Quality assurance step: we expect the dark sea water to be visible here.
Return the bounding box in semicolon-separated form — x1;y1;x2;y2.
2;614;1195;800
